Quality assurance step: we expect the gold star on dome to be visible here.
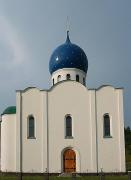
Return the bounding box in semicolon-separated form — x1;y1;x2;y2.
56;57;59;61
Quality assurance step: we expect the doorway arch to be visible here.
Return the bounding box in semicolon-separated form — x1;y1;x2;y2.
63;149;76;173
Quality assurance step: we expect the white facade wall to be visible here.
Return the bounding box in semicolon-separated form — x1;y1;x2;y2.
16;88;48;173
51;68;86;86
16;92;21;172
48;81;97;173
0;82;125;173
1;114;16;172
96;86;125;172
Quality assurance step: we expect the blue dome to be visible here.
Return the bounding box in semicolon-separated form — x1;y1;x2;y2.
49;31;88;74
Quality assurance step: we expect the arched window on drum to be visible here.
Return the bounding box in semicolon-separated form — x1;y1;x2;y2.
57;75;61;82
76;75;79;82
66;74;71;80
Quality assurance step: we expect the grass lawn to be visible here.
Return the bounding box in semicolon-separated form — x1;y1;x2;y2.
0;175;128;180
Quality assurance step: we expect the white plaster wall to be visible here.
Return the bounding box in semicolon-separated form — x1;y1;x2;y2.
96;86;125;172
1;114;16;172
51;68;86;86
48;81;97;173
0;121;1;170
8;84;125;173
16;91;21;172
16;88;48;173
116;89;126;172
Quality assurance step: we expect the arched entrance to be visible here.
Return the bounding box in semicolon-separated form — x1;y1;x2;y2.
63;149;76;173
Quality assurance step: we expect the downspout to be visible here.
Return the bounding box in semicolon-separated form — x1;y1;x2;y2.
0;116;1;171
46;92;49;173
95;90;98;173
20;92;23;178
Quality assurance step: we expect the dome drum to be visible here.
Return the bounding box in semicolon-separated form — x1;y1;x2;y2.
52;68;86;86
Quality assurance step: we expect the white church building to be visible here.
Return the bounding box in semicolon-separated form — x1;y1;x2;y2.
0;31;125;174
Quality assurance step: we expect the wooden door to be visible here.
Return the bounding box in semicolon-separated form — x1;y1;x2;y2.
63;149;76;173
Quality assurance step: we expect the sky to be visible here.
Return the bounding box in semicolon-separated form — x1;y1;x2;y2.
0;0;130;127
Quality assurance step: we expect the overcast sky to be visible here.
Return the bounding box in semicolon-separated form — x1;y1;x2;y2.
0;0;130;127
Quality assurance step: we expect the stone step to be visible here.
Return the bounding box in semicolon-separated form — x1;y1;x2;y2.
59;173;80;177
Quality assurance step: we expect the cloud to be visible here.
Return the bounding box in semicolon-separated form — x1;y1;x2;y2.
0;15;28;67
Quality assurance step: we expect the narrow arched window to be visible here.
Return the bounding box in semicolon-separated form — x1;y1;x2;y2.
65;115;72;138
76;75;79;82
66;74;71;80
28;115;35;138
57;75;61;82
83;78;85;85
104;114;111;137
53;78;54;85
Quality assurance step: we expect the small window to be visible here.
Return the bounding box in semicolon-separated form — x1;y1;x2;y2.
53;78;54;85
76;75;79;82
66;74;71;80
28;115;35;139
83;78;85;85
103;114;111;137
57;75;61;82
65;115;72;138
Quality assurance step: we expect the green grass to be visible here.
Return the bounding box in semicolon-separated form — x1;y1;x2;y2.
0;175;128;180
126;144;131;171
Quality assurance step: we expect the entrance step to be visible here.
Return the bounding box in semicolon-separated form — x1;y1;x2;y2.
59;173;72;177
59;173;80;177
